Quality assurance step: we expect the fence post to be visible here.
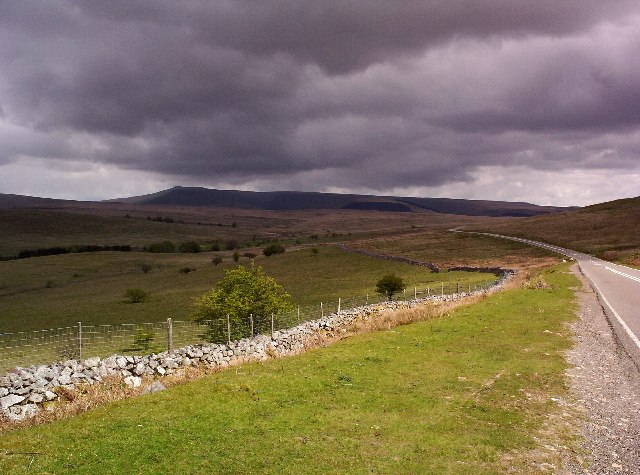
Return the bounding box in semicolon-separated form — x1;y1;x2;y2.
297;305;300;324
366;293;368;304
166;318;173;352
441;282;444;295
338;298;341;314
321;302;324;318
456;282;460;293
226;314;231;344
78;321;82;360
271;313;274;338
250;314;254;338
414;287;417;299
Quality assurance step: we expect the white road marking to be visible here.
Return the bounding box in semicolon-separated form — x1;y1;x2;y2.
605;266;640;283
584;267;640;352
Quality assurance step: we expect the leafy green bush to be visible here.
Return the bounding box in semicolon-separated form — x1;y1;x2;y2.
124;288;149;303
375;274;404;300
179;241;200;253
146;241;175;253
132;326;155;350
263;244;286;257
192;264;293;341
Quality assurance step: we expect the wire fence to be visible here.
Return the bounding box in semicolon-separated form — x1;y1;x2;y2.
0;279;497;373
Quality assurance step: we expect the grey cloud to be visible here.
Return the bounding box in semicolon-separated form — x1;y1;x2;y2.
1;0;639;197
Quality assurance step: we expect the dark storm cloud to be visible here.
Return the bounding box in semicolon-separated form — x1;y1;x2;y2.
1;0;640;194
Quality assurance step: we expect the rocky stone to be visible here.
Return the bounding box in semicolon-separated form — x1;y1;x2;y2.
141;381;166;395
6;403;39;421
28;392;44;404
84;356;100;368
1;394;26;410
124;376;142;388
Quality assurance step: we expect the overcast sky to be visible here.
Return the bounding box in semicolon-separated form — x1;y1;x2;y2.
1;1;639;206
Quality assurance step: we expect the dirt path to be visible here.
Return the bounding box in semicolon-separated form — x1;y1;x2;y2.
563;264;640;473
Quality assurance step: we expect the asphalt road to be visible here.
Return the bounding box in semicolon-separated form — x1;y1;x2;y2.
478;233;640;366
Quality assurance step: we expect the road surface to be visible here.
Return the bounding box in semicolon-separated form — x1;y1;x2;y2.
477;232;640;366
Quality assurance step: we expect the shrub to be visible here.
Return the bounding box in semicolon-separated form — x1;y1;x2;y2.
124;288;149;303
310;248;320;256
225;239;239;251
179;266;195;274
192;264;293;342
146;241;175;253
375;274;405;300
140;263;152;274
233;251;240;262
212;256;223;266
263;244;286;257
242;252;257;259
179;241;200;253
131;326;155;351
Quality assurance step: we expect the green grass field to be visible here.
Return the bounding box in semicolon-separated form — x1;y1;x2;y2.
0;264;578;474
0;246;492;334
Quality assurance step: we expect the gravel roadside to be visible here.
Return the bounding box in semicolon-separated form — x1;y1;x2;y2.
563;264;640;474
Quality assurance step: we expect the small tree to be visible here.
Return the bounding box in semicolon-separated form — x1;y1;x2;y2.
375;274;404;300
124;288;149;303
233;250;240;262
192;264;293;341
131;325;155;351
263;244;285;257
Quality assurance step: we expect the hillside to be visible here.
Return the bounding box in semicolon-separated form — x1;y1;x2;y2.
476;196;640;264
114;186;572;217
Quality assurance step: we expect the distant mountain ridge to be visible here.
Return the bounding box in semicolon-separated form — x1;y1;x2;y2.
111;186;573;217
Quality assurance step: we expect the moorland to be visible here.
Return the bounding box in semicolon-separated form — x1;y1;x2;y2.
1;188;638;473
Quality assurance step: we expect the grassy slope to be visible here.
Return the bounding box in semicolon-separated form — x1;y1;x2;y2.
0;205;481;257
0;264;578;474
0;246;489;333
476;196;640;264
349;230;556;269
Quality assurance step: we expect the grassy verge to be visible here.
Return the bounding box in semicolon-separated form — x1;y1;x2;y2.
0;264;578;473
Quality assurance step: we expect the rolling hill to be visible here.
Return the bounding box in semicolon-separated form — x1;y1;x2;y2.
112;186;572;217
476;196;640;264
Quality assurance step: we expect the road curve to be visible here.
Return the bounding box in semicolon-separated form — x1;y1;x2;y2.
472;232;640;367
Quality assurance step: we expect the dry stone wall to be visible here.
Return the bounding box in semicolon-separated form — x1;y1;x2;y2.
0;269;514;422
